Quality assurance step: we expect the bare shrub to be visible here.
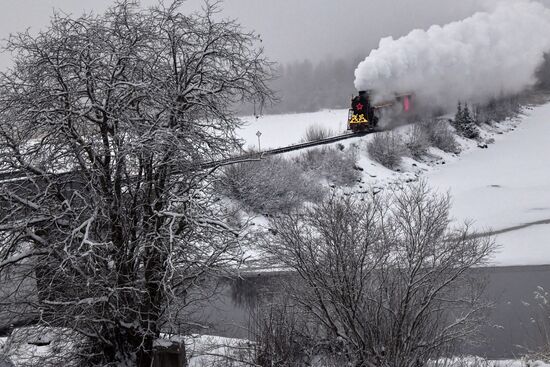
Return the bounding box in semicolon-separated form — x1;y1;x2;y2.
266;182;495;366
419;119;460;153
474;95;522;124
295;147;360;186
304;124;333;142
250;286;347;367
520;286;550;361
252;299;315;367
406;124;430;159
367;131;408;169
220;157;325;213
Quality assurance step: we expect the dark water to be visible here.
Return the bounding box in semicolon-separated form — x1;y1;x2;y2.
193;265;550;359
473;265;550;357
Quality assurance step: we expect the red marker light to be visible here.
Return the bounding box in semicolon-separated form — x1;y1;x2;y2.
403;96;410;112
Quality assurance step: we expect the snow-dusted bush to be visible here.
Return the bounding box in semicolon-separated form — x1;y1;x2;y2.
367;131;407;169
295;146;360;186
220;156;325;214
406;124;431;159
419;119;460;153
474;95;522;124
304;124;333;142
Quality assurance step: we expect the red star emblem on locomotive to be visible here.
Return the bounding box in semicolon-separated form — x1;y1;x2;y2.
356;102;363;110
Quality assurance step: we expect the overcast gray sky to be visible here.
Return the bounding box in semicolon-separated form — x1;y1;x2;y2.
0;0;548;69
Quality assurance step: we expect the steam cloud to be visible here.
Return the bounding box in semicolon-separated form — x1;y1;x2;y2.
354;1;550;110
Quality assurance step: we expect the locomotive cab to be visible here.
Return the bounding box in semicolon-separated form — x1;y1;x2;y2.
347;90;377;132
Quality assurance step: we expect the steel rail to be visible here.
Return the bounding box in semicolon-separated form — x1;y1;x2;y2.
0;128;381;183
199;129;377;169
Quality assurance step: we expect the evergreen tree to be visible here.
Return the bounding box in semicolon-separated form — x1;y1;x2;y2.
455;101;463;124
463;103;479;138
462;103;472;124
454;101;479;139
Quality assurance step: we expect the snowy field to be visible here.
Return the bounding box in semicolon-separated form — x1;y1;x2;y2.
237;101;550;267
239;109;349;149
427;103;550;265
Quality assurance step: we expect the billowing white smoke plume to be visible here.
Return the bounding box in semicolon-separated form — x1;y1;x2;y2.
354;0;550;111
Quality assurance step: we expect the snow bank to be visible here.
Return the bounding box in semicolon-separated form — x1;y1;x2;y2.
354;1;550;111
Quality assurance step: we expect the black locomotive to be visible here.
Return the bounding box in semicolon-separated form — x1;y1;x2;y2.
347;90;412;132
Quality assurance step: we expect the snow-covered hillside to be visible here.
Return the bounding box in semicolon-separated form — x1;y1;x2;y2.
237;100;550;266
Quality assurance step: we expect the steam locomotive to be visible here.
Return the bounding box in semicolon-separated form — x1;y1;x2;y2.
347;90;413;132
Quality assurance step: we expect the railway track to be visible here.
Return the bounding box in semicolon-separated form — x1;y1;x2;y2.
200;128;376;169
0;128;378;183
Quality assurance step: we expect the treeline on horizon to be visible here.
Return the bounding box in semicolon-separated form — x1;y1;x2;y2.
245;55;364;115
243;52;550;116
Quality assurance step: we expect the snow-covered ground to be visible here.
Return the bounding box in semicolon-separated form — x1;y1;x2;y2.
155;334;253;367
237;100;550;267
239;109;349;149
427;103;550;266
4;327;548;367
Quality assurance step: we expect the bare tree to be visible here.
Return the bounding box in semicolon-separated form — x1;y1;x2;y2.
0;1;273;366
265;183;495;367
